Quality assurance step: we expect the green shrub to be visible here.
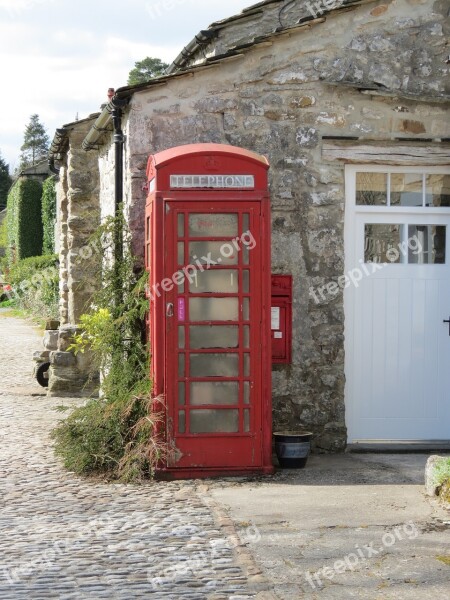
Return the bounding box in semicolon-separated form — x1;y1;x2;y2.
51;215;164;482
7;178;43;262
432;457;450;487
8;254;59;320
42;177;57;254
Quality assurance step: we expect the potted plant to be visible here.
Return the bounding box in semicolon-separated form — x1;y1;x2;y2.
273;431;313;469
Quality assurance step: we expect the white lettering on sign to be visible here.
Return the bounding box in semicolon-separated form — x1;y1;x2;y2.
170;175;255;189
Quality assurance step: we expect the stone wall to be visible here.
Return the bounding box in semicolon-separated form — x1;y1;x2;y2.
48;119;101;398
110;0;449;449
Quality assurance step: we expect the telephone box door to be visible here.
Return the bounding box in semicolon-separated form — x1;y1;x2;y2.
165;202;263;470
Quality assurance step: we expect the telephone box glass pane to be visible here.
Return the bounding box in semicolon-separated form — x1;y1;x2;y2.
243;298;250;321
178;327;185;349
243;326;250;348
190;354;239;377
190;409;239;433
189;214;238;237
190;298;239;321
178;382;185;405
178;354;185;376
190;382;239;406
244;382;250;404
189;270;239;293
244;354;250;377
178;242;185;265
244;409;250;433
243;270;250;293
178;214;185;237
178;411;186;434
243;214;250;234
190;326;239;349
189;242;238;265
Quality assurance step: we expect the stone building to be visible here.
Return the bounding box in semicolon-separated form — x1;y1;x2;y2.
48;0;450;450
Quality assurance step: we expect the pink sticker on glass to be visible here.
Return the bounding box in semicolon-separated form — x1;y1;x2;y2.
178;298;186;321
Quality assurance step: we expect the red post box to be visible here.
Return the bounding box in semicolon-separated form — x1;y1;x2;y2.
271;275;293;364
145;143;274;478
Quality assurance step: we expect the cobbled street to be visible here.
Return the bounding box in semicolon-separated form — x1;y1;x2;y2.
0;311;271;600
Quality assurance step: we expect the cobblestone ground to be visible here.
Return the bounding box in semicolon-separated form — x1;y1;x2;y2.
0;311;269;600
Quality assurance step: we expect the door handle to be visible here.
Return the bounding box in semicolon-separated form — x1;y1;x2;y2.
444;317;450;336
166;303;174;317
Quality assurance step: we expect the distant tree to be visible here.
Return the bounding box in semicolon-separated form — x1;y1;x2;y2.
127;57;169;86
0;152;12;210
19;114;50;169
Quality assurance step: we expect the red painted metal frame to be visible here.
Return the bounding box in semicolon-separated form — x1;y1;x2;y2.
145;144;273;479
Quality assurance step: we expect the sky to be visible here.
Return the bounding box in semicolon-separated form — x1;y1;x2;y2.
0;0;254;171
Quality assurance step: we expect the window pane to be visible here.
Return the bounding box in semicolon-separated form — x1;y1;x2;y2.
189;214;238;237
190;409;239;433
190;298;239;321
178;214;185;237
190;353;239;377
243;298;250;321
178;242;184;265
178;382;185;406
244;409;250;433
178;354;185;377
178;327;185;349
189;242;238;265
426;174;450;208
391;173;423;207
189;270;239;293
408;225;446;264
365;224;402;263
190;326;239;349
190;382;239;406
244;354;250;377
243;214;250;234
243;326;250;348
178;411;186;434
243;270;250;293
244;382;250;404
356;173;387;206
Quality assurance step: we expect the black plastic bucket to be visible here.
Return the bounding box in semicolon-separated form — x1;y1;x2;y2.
273;431;313;469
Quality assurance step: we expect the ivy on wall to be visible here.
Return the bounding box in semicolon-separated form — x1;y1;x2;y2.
41;177;57;254
6;178;43;262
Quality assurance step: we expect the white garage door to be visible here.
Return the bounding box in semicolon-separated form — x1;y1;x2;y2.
345;166;450;442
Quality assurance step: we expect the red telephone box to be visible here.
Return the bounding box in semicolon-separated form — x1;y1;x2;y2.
145;143;273;478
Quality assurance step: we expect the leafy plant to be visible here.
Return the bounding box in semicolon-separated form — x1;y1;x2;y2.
431;457;450;488
41;177;57;254
52;214;165;481
7;254;59;320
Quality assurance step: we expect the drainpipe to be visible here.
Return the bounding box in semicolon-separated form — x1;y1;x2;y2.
111;102;125;267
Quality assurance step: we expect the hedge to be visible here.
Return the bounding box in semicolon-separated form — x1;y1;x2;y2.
7;178;43;262
42;177;57;254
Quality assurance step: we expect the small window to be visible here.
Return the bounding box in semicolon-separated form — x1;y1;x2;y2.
364;223;446;264
356;172;450;208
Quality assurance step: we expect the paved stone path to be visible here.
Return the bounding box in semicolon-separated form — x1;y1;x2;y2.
0;311;271;600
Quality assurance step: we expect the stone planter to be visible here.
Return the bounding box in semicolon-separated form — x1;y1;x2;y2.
273;431;313;469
